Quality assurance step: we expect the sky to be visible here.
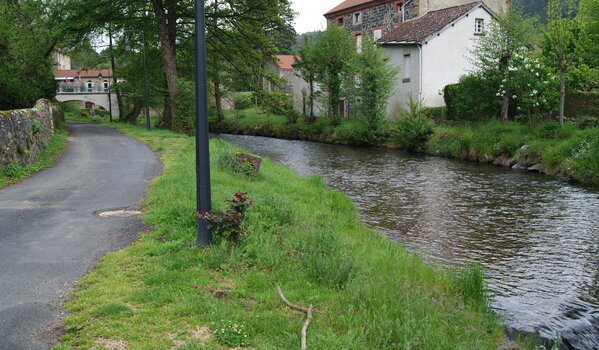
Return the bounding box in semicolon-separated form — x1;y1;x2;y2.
291;0;343;34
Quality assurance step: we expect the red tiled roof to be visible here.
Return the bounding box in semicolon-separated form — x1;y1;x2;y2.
378;2;484;43
53;69;112;78
274;55;296;71
325;0;377;16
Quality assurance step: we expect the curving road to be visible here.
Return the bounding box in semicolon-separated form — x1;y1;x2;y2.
0;122;161;350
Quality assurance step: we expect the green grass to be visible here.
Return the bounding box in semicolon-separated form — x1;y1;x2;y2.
0;128;69;188
54;121;525;349
426;121;599;185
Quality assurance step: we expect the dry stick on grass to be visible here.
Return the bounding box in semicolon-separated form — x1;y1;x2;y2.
277;286;314;350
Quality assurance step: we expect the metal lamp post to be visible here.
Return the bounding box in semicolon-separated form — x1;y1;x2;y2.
195;0;212;246
124;32;151;131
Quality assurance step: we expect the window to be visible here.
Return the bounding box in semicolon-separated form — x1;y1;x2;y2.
394;0;404;14
87;81;93;92
353;12;362;25
337;17;344;26
403;54;411;82
373;29;383;40
355;33;363;53
103;81;109;92
475;18;485;34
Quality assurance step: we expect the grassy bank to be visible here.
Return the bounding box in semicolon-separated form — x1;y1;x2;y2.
54;121;520;349
0;128;68;188
211;110;599;186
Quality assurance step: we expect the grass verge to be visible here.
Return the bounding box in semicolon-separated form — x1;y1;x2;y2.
53;121;523;349
0;128;69;188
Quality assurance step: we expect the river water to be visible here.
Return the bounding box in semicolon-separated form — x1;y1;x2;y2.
216;134;599;350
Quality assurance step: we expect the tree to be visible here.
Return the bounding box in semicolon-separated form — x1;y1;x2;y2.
56;0;295;132
349;36;398;138
294;34;319;123
542;0;584;124
313;25;355;124
577;0;599;90
470;7;538;122
0;1;57;110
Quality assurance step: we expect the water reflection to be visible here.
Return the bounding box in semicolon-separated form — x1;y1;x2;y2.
217;134;599;349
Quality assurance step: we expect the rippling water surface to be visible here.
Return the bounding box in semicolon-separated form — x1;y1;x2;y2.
217;134;599;349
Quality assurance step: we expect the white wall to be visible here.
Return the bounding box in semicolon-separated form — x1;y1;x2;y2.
420;6;493;107
383;44;421;116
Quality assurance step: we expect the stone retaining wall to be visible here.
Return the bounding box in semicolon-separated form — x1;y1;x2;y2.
0;99;55;169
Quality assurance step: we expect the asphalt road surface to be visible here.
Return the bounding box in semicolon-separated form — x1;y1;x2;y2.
0;122;161;350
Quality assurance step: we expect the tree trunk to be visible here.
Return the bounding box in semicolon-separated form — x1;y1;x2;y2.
123;99;143;124
559;68;566;125
501;92;510;123
108;24;123;121
214;80;224;122
151;0;179;131
308;79;315;124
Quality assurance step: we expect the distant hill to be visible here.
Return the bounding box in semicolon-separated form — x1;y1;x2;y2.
513;0;548;23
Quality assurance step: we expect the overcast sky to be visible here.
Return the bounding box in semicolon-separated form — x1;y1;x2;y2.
291;0;342;34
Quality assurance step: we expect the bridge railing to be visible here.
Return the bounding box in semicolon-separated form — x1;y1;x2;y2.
56;87;109;94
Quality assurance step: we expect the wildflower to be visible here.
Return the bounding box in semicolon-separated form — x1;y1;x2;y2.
512;95;517;99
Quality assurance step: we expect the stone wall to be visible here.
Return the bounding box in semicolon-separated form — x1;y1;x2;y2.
0;99;55;169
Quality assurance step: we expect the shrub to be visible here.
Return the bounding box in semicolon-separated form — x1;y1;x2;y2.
335;118;382;145
78;109;90;118
196;193;255;244
2;163;25;178
391;98;434;150
422;106;447;123
444;74;501;121
258;92;294;117
234;92;254;110
565;92;599;118
174;78;196;134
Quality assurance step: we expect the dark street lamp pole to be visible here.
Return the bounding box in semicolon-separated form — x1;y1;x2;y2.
195;0;212;246
124;31;151;131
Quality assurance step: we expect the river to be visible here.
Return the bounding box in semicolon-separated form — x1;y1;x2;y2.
216;134;599;350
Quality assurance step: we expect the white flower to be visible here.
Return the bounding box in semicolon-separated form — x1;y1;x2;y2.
502;90;506;94
513;95;517;99
536;64;541;68
536;72;540;76
532;90;538;94
496;92;501;97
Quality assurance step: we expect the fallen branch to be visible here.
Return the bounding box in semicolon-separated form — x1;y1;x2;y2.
277;286;314;350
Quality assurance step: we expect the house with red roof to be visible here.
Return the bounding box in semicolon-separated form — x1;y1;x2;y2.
269;55;324;116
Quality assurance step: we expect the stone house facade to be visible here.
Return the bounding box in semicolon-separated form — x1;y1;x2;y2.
324;0;505;50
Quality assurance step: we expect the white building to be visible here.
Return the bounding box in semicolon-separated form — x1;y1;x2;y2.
378;1;494;113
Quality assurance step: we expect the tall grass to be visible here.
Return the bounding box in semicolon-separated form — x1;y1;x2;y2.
56;122;523;349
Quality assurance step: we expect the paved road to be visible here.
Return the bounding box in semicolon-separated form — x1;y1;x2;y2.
0;122;161;350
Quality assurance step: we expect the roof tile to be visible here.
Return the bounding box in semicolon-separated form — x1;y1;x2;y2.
378;2;483;43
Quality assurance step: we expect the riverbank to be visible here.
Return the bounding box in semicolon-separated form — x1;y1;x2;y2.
210;109;599;186
54;120;528;349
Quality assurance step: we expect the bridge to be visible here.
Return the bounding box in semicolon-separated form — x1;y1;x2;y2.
54;69;120;116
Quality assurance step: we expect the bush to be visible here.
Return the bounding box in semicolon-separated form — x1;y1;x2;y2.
174;79;195;134
565;92;599;118
78;109;90;118
2;163;25;178
444;74;501;121
422;106;447;123
234;92;254;110
335;118;382;145
196;193;255;244
258;92;294;116
391;98;434;150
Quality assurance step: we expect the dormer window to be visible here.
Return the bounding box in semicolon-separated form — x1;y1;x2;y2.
353;12;362;25
337;17;344;26
475;18;485;34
